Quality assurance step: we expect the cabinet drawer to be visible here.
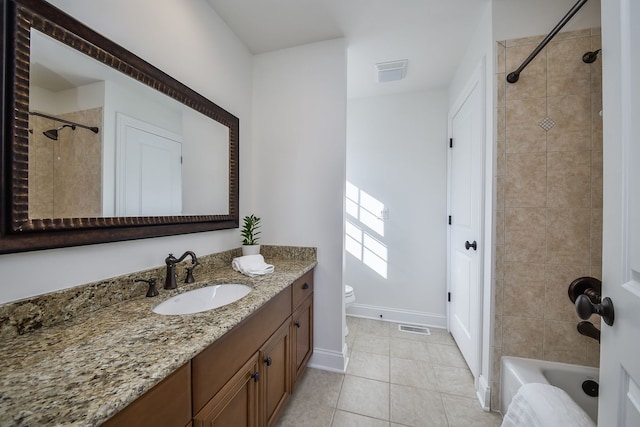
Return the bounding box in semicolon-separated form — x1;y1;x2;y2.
103;362;191;427
291;270;313;309
192;287;292;414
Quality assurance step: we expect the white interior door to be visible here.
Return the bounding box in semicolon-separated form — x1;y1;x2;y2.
599;0;640;425
116;113;183;216
447;64;484;378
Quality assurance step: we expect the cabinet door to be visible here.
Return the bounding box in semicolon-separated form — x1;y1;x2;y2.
194;353;260;427
103;362;191;427
260;320;291;427
291;295;313;386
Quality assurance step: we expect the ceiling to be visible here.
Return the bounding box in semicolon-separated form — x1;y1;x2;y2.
206;0;489;98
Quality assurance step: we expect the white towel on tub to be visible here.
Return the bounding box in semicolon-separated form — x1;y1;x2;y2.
501;383;596;427
232;254;275;277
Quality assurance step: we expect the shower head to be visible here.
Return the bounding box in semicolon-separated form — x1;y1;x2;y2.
43;124;75;141
582;49;602;64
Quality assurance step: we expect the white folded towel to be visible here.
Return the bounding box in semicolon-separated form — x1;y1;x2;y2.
501;383;595;427
232;254;275;277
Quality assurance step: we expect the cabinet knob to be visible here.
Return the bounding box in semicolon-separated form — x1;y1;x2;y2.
264;356;272;366
251;372;260;382
294;321;301;328
302;282;309;290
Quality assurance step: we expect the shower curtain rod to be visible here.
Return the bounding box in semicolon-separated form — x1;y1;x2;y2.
29;111;99;133
506;0;589;84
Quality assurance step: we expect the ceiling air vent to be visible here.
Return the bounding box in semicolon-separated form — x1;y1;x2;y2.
375;59;408;83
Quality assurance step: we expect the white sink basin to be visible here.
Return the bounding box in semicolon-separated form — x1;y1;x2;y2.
153;284;252;315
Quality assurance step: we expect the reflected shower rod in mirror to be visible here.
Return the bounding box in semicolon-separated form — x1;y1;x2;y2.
29;110;100;134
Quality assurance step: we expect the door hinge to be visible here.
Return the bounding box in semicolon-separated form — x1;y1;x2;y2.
449;138;453;148
448;215;452;225
448;292;451;302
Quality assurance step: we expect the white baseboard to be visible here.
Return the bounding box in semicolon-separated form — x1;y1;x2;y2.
476;374;491;411
308;345;348;373
346;303;447;329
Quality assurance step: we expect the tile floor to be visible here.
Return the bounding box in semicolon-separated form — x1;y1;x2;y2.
276;317;503;427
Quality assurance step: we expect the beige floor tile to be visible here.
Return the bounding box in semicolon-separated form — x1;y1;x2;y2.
294;367;345;407
353;334;391;355
346;316;360;336
337;375;390;420
389;338;430;361
388;324;429;342
427;343;468;368
356;318;392;337
276;397;335;427
424;328;456;346
390;384;448;426
390;357;438;391
441;394;503;427
331;410;390;427
346;350;390;382
433;366;476;399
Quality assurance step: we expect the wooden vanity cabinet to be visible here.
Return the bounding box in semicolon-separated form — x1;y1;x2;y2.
290;269;314;387
193;353;260;427
102;362;191;427
103;269;314;427
291;294;313;387
260;319;291;427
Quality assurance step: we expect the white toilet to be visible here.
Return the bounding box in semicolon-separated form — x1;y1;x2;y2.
344;285;356;336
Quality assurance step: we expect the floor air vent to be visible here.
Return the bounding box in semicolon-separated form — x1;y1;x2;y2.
398;325;430;335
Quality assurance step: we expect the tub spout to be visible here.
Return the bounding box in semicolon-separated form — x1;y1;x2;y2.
577;320;600;343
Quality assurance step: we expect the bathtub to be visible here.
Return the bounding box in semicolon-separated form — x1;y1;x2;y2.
501;356;599;423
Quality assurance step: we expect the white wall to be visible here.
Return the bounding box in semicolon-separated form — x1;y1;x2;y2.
251;39;347;371
344;89;448;327
0;0;253;304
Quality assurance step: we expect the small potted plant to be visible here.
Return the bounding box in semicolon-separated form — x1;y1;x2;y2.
241;214;261;255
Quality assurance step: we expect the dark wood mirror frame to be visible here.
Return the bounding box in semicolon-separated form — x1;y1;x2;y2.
0;0;239;254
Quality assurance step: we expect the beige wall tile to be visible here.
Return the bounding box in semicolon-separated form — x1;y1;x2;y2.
543;320;589;365
505;35;544;48
503;262;545;318
505;208;546;263
585;339;600;367
505;97;547;153
497;73;506;107
591;209;603;267
591;150;603;208
503;316;544;359
496;174;505;209
494;276;504;316
493;312;503;348
544;264;590;322
505;44;547;100
495;209;505;246
546;208;591;265
496;42;506;74
547;37;591;97
497;106;506;143
547;95;591;152
553;29;591;41
547;151;591;208
505;152;547;207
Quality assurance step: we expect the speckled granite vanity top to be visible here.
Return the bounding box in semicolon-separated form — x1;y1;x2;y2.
0;246;316;426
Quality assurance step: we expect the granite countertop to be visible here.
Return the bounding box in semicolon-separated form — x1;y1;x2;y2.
0;257;316;427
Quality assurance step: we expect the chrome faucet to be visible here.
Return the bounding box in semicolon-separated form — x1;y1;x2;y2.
164;251;200;289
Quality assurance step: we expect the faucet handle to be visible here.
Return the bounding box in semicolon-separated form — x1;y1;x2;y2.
185;261;200;284
135;278;159;297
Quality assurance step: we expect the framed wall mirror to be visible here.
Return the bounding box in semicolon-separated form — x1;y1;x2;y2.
0;0;240;253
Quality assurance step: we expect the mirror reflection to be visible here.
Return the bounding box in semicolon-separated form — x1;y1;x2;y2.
28;29;229;218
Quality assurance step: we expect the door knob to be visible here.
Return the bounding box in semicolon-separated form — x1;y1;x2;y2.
575;294;615;326
465;240;477;251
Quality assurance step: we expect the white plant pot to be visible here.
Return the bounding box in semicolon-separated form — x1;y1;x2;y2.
242;244;261;256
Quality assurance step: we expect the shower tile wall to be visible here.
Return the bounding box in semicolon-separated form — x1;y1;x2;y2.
492;28;602;410
29;108;103;218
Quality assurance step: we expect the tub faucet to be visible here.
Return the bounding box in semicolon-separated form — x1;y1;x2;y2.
164;251;200;289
